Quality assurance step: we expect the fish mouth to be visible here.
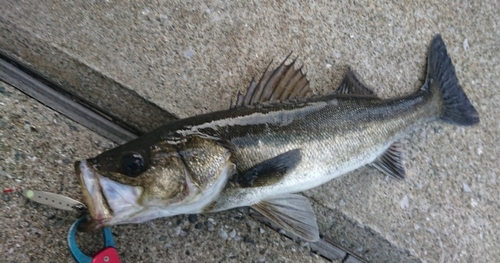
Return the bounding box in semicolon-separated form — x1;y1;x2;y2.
75;160;144;230
75;159;233;228
75;160;113;230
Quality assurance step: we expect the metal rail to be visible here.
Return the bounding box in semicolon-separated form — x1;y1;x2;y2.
0;56;369;263
0;54;138;144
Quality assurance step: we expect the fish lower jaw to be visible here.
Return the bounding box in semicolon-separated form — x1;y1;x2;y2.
77;160;113;227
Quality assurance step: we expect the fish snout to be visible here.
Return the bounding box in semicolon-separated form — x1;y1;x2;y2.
75;160;112;228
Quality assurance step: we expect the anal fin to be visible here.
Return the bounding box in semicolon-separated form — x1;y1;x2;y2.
372;141;406;179
235;149;301;187
252;194;320;242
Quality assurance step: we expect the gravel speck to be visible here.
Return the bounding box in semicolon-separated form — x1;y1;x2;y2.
246;220;257;231
157;14;168;24
233;213;244;220
183;49;195;59
399;195;409;209
219;228;228;240
462;183;472;193
243;235;255;244
175;226;187;237
53;219;64;229
229;229;236;239
187;214;198;223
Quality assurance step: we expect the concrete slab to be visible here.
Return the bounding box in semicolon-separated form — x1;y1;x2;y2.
1;0;499;262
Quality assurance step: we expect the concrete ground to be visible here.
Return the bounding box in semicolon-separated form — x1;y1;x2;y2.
1;1;499;262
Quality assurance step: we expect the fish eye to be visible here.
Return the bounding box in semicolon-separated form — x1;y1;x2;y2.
121;153;145;177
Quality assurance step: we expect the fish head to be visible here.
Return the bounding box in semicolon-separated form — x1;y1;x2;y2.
75;135;234;230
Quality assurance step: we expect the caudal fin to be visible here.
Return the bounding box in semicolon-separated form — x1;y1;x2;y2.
425;35;479;126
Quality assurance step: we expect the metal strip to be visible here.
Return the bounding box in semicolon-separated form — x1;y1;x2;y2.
0;58;138;144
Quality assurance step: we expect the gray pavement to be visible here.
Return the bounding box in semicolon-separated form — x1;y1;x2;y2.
1;1;499;262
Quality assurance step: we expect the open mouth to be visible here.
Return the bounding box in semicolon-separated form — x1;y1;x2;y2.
74;160;113;229
75;160;145;228
75;158;234;228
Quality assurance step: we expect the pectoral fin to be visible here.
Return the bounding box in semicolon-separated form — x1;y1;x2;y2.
372;141;406;179
235;149;301;187
252;194;320;242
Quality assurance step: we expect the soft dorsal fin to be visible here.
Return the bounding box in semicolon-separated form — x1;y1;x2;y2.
334;68;377;96
231;54;312;108
252;194;320;242
372;141;406;179
235;149;302;187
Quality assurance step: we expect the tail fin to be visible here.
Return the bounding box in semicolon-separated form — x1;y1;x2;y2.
425;35;479;126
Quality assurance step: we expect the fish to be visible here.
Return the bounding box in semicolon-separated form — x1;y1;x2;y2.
75;35;479;241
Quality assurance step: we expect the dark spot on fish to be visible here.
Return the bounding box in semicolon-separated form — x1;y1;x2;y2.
185;250;191;256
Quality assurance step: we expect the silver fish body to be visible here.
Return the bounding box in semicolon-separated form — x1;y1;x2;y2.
204;91;440;211
75;35;478;241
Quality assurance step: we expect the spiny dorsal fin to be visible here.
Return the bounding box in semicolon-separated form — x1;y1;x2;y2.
252;194;320;242
235;149;302;187
372;141;406;179
231;54;312;108
334;68;377;97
